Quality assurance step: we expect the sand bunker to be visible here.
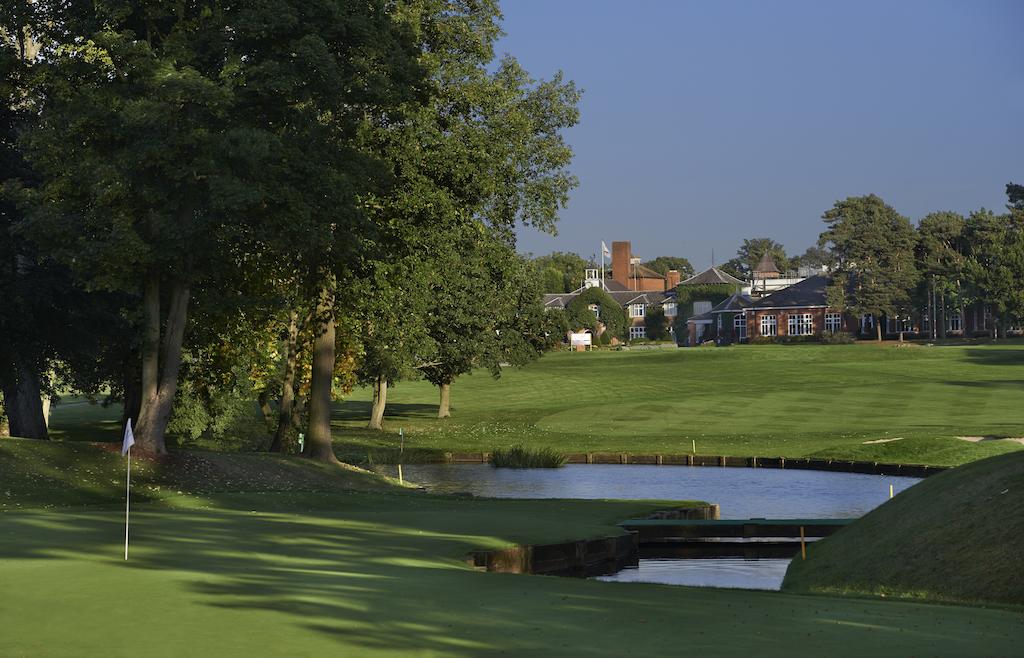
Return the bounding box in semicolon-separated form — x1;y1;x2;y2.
957;436;1024;445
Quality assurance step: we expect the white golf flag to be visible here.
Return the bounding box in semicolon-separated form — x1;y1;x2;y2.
122;419;135;455
601;241;611;258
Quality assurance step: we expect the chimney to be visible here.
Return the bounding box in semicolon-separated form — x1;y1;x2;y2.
611;241;631;288
666;269;681;290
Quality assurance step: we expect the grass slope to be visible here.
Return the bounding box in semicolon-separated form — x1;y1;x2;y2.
334;343;1024;467
2;442;1023;655
783;451;1024;605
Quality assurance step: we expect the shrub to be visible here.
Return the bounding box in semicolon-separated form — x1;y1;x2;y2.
565;287;628;340
490;445;568;468
821;330;855;344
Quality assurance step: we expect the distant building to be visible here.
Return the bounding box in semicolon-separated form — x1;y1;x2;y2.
542;240;680;341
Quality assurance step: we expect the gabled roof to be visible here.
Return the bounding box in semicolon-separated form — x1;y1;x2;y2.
629;263;666;279
542;290;674;310
753;252;780;274
680;267;747;287
685;293;754;323
750;274;830;309
710;293;755;314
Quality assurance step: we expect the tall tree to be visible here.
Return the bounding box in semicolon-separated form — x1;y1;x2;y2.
962;206;1024;338
791;245;831;270
820;195;919;341
532;252;590;292
734;238;791;277
915;211;966;338
642;256;694;278
19;1;422;457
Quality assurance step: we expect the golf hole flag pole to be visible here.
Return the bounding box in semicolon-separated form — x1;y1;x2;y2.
122;420;135;560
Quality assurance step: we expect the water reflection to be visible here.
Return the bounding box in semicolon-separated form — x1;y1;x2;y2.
399;463;921;519
597;557;793;590
397;463;922;590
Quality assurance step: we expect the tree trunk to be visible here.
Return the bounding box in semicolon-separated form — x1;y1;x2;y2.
257;390;273;425
270;310;299;453
1;362;49;439
875;319;882;342
304;285;339;463
141;275;160;407
134;281;191;454
368;376;388;430
120;361;142;431
41;395;51;429
437;382;451;419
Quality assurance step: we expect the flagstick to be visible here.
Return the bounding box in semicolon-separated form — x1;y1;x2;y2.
124;445;131;560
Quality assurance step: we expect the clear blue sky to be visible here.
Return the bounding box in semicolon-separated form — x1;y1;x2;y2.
499;0;1024;269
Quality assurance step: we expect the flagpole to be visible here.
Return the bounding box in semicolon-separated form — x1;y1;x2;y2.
124;445;131;560
601;243;605;290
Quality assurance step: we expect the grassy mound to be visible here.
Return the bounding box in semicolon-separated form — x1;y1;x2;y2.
783;451;1024;605
490;445;568;468
0;438;399;510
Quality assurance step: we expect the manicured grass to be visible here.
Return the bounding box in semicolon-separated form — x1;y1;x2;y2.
783;451;1024;606
2;442;1022;656
334;343;1024;467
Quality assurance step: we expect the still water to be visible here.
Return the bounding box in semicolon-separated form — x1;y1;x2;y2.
397;463;922;589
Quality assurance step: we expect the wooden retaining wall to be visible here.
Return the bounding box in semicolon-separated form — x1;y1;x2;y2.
469;505;718;576
441;452;944;478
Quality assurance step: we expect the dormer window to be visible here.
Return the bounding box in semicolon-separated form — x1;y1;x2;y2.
629;304;645;318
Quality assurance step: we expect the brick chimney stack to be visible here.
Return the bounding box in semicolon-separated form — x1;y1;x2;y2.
611;241;631;287
666;269;681;290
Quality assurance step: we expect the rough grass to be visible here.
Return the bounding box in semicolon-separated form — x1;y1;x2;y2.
0;438;400;510
332;343;1024;467
782;451;1024;605
2;442;1022;656
490;445;568;468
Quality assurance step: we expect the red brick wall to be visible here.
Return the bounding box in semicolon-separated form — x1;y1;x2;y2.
746;308;843;338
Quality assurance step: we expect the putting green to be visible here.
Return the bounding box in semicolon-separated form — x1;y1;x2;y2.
3;494;1022;656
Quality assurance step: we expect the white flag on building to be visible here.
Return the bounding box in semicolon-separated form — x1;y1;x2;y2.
121;419;135;456
601;241;611;258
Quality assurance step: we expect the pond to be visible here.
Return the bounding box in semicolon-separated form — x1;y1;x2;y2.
395;463;922;590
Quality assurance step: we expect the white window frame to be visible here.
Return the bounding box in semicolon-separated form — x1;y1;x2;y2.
788;313;814;336
734;314;747;340
825;312;842;333
663;302;677;317
760;315;777;337
629;304;645;318
946;313;962;332
629;326;647;340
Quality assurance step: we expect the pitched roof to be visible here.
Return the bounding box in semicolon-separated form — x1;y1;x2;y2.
750;274;830;309
680;267;747;287
710;293;755;314
630;263;666;279
753;252;780;274
542;290;674;310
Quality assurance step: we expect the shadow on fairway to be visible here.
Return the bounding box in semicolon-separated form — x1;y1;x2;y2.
962;348;1024;366
3;496;1022;657
334;401;439;422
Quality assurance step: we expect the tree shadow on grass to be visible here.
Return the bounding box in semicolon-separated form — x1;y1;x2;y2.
334;401;439;422
962;348;1024;367
4;496;1023;657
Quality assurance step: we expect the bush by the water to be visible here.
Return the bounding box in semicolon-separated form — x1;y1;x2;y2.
490;445;568;468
